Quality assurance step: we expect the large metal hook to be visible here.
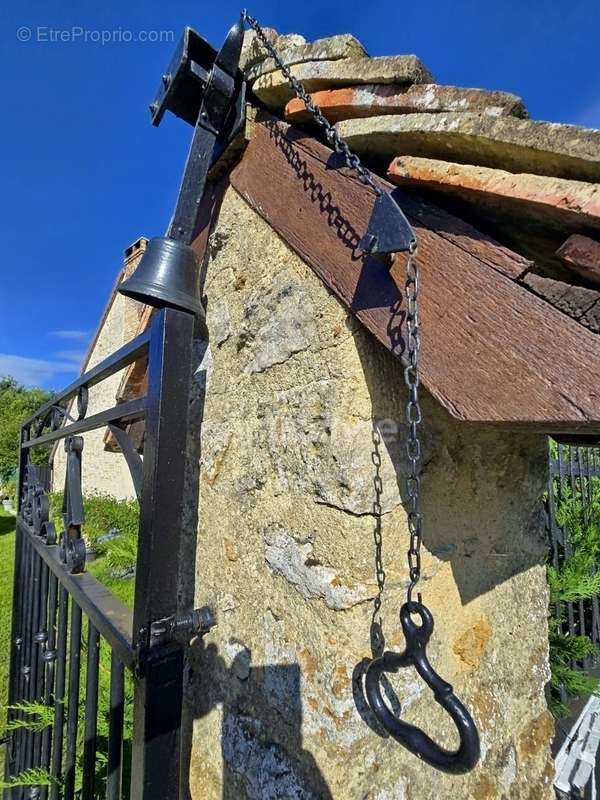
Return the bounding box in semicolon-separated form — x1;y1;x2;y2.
365;601;480;774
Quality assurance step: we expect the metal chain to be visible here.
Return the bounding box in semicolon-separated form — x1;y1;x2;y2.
404;243;423;604
242;11;423;604
371;428;386;653
242;11;382;196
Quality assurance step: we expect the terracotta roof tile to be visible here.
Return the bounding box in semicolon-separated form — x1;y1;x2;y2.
285;84;527;124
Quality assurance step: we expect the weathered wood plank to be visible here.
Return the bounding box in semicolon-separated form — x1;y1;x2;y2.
557;234;600;287
229;117;600;431
520;272;600;331
254;118;532;281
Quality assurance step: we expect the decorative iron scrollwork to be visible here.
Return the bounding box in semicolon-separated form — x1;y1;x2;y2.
60;532;87;575
40;520;56;545
50;405;64;431
60;435;87;574
21;465;50;535
76;385;89;420
32;491;49;535
32;418;44;439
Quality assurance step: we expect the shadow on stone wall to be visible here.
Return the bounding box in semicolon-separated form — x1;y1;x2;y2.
182;643;333;799
249;125;547;611
177;325;332;799
354;298;547;609
176;172;550;793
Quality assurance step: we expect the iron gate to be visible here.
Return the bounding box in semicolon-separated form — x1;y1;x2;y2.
547;442;600;696
4;306;198;799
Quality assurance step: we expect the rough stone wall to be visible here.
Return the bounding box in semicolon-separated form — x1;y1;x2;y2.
187;186;555;799
52;291;139;502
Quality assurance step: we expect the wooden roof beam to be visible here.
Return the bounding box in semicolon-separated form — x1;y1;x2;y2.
228;115;600;433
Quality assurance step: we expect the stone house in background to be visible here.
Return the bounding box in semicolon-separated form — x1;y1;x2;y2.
53;27;600;799
51;237;148;501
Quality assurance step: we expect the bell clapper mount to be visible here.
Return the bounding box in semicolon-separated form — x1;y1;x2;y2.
119;18;247;320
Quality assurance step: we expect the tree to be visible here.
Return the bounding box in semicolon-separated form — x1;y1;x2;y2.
0;377;52;482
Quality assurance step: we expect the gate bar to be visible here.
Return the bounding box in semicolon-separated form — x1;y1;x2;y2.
22;327;151;428
23;396;147;450
19;520;135;668
81;621;100;800
50;587;68;800
107;655;125;800
63;603;82;800
39;571;58;800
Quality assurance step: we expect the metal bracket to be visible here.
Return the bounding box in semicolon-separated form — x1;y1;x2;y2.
146;18;246;245
149;24;246;152
165;18;246;244
118;18;246;315
149;28;219;127
149;606;216;648
108;423;144;502
358;191;417;256
134;607;215;677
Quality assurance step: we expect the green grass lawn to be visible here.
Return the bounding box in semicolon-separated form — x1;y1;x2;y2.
87;561;135;608
0;501;136;795
0;508;16;775
0;508;16;720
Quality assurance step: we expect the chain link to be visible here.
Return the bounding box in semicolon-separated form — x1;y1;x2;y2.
242;11;423;605
371;428;386;652
242;11;382;197
404;244;423;603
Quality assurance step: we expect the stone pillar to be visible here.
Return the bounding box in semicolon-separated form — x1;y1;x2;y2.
188;187;554;799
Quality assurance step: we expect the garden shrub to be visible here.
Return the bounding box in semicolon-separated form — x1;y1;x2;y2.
48;491;139;575
547;445;600;717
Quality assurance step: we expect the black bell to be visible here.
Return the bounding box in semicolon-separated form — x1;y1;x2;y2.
119;236;204;318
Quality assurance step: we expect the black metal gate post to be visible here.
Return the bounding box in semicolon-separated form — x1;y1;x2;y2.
130;306;195;800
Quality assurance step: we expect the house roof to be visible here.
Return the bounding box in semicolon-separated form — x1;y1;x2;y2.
230;115;600;433
49;238;148;462
118;29;600;435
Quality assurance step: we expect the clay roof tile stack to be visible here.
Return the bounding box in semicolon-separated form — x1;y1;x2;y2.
244;31;600;333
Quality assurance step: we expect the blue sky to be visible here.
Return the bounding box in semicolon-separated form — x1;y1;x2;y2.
0;0;598;388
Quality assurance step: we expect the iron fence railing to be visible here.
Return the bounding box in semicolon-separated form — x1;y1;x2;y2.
5;306;197;800
547;442;600;699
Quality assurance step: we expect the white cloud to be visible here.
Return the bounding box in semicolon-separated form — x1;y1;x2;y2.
574;98;600;130
0;353;78;387
55;349;86;364
49;329;90;343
